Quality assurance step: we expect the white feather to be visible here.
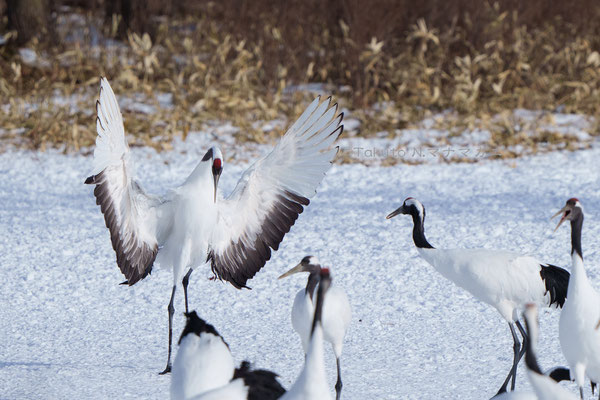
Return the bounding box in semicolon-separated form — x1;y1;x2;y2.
558;254;600;387
281;324;331;400
171;332;235;400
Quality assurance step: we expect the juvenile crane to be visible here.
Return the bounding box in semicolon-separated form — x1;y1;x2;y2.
170;311;285;400
386;197;569;395
85;78;343;373
553;198;600;399
279;256;351;400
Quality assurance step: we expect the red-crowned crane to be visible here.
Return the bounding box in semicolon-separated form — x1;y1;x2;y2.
386;197;569;395
85;78;343;373
553;198;600;399
280;268;335;400
279;256;351;400
170;311;285;400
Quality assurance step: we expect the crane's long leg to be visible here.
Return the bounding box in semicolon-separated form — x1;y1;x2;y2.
182;269;193;313
335;357;343;400
159;285;177;375
511;320;528;390
496;322;521;395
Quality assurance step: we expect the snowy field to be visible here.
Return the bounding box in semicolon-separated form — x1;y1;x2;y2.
1;136;600;399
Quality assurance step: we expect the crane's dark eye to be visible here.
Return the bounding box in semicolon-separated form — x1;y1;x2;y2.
301;256;311;264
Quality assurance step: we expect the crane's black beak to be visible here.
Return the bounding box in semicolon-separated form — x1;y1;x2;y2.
386;205;406;219
212;161;222;203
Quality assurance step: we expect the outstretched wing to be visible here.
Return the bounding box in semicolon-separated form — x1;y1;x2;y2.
209;96;343;288
85;77;160;285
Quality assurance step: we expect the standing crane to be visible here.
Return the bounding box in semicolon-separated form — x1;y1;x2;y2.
279;256;351;400
387;197;569;395
85;78;343;373
553;198;600;399
281;268;335;400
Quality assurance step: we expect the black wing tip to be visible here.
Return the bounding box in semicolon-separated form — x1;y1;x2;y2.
335;124;344;140
84;175;95;184
226;273;252;290
116;251;154;286
540;264;570;308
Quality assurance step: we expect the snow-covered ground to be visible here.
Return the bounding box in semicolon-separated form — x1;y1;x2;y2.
1;136;600;399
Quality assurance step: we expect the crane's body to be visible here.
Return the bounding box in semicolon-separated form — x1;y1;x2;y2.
171;311;285;400
387;197;569;395
281;268;334;400
279;257;351;400
417;247;564;322
291;285;350;356
86;78;343;373
554;198;600;398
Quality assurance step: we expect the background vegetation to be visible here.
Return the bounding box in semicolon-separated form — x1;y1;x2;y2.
1;0;600;158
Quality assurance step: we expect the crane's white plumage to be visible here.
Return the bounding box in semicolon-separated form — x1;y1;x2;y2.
208;100;342;287
553;198;600;397
86;80;163;284
86;78;343;371
279;256;351;400
282;325;330;400
171;319;236;400
281;268;334;400
386;197;570;394
171;311;285;400
88;77;342;288
415;248;560;322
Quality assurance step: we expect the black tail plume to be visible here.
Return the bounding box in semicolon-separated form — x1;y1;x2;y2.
548;366;571;383
234;361;286;400
540;264;570;308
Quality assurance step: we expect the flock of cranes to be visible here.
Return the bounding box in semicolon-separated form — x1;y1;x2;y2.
85;78;599;399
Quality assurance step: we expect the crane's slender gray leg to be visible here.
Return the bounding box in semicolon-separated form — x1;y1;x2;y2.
182;269;193;313
335;357;343;400
159;285;177;375
511;320;528;390
496;322;521;395
580;387;584;399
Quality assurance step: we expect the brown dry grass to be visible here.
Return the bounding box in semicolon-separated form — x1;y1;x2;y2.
1;1;600;161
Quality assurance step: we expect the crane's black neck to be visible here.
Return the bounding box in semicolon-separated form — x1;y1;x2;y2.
305;269;321;301
411;212;434;249
524;320;542;375
311;280;326;336
570;214;583;260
